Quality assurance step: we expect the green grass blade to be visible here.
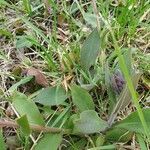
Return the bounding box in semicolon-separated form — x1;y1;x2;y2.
21;17;50;44
0;130;6;150
23;0;32;14
26;37;56;70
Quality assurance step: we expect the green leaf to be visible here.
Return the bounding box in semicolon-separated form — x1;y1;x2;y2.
88;144;116;150
136;134;147;150
71;85;95;112
0;29;12;38
114;48;133;75
11;91;27;101
96;135;105;147
0;0;6;5
105;128;133;142
12;92;45;125
48;106;70;128
114;108;150;134
83;13;97;28
0;130;6;150
16;115;31;136
33;133;62;150
122;48;132;75
73;110;108;134
16;36;33;49
23;0;32;14
34;86;67;106
8;76;33;93
70;138;87;150
80;28;100;70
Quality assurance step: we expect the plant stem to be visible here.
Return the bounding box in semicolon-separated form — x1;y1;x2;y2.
0;119;71;134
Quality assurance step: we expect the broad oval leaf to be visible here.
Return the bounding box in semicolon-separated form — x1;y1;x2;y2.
16;36;32;48
73;110;108;134
80;28;100;70
16;115;31;136
71;85;95;112
33;133;62;150
114;108;150;134
34;86;67;106
12;92;45;125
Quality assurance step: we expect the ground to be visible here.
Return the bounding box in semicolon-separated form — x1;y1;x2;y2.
0;0;150;150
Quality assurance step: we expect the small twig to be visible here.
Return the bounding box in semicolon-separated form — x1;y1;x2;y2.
0;119;71;134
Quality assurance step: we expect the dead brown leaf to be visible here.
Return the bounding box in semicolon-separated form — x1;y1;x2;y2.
24;67;48;87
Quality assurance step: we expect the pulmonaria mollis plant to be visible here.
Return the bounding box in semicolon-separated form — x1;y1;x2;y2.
111;70;125;94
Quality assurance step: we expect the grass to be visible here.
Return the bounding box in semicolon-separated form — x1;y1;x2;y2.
0;0;150;149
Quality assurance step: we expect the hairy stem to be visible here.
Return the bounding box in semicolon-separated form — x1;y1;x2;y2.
0;119;71;134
